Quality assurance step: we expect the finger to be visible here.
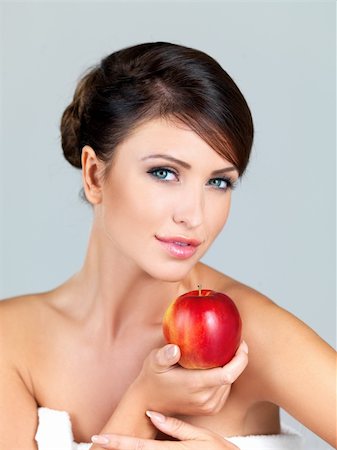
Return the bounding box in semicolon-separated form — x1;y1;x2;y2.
198;340;249;387
91;433;166;449
91;413;203;450
217;383;231;409
91;433;173;450
218;340;249;384
204;383;231;414
152;344;181;372
146;410;208;441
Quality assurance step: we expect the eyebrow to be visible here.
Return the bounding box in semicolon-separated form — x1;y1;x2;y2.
141;154;238;176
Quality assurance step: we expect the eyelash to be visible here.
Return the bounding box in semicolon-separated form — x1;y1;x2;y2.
147;167;237;191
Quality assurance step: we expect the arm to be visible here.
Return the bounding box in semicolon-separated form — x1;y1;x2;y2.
91;412;239;450
91;342;248;449
89;378;156;449
0;332;39;450
0;300;247;450
246;295;336;447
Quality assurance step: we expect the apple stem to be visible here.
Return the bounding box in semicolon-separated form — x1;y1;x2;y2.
197;284;202;296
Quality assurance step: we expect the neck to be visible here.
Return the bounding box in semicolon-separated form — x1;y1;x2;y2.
66;221;192;339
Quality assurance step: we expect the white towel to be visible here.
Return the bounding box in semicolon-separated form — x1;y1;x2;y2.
226;424;304;449
36;408;91;450
36;407;304;450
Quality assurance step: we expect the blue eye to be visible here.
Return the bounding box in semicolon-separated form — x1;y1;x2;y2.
148;168;177;181
207;178;234;190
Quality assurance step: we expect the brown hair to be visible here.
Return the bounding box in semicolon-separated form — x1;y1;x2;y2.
61;42;254;177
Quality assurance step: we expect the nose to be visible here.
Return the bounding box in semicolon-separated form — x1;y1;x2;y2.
172;185;204;229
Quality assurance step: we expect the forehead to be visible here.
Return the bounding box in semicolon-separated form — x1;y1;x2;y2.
113;118;233;168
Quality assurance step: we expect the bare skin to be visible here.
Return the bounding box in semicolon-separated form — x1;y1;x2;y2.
0;263;335;449
0;119;335;449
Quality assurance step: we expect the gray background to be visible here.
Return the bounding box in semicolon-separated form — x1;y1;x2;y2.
0;1;335;449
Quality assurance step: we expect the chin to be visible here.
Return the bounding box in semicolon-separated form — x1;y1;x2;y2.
145;261;195;283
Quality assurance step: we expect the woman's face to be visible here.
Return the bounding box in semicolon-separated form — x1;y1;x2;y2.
98;118;239;281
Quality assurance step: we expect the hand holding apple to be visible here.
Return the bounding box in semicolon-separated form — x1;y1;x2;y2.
162;288;242;369
129;289;245;417
133;340;248;417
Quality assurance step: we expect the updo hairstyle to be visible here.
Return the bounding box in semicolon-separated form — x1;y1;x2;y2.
60;42;254;178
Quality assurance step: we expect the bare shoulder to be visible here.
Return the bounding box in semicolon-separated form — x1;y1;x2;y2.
195;261;278;314
0;294;54;448
0;292;47;314
0;292;52;333
197;262;335;384
198;263;336;445
211;265;331;352
197;261;313;333
0;293;54;378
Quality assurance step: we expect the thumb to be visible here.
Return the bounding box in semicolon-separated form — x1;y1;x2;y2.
146;411;205;441
152;344;180;371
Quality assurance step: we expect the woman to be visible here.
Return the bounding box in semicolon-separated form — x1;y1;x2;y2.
0;42;335;450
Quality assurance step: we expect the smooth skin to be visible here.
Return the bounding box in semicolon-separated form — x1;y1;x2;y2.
0;119;335;450
91;411;241;449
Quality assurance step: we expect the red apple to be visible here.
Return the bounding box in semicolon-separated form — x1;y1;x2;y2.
162;289;242;369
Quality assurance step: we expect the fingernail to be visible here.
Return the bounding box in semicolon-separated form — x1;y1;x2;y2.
241;340;249;354
146;410;166;423
164;344;178;360
91;435;110;445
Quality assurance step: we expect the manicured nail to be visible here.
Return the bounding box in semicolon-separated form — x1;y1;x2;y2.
91;435;110;445
146;410;166;423
241;340;249;354
165;344;178;360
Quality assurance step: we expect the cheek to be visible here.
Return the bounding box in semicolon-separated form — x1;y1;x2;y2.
205;195;231;236
103;179;169;228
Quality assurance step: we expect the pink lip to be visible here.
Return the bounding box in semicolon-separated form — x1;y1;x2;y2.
155;235;201;260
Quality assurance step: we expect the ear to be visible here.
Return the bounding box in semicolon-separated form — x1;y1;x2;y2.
81;145;105;204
